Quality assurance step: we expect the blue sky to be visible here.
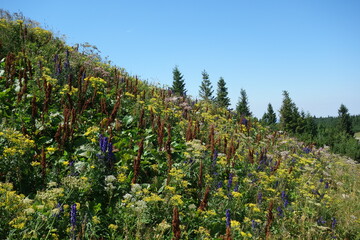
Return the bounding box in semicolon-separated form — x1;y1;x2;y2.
3;0;360;118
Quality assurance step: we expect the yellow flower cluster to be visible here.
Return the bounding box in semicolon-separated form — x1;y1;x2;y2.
170;194;184;206
108;224;118;231
246;203;261;212
117;173;127;183
169;168;185;181
0;129;34;158
194;226;211;238
143;193;164;202
43;74;58;85
84;77;107;88
60;84;78;95
125;92;135;98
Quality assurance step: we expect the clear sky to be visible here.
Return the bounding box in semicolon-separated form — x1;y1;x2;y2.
3;0;360;118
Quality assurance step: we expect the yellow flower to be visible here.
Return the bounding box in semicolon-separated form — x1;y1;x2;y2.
205;209;217;216
181;180;189;187
253;207;261;212
92;216;101;224
117;173;127;183
60;84;78;95
62;161;69;166
240;231;247;237
165;185;176;192
170;194;184;206
46;147;57;153
84;126;100;136
31;161;41;166
108;224;118;231
231;220;240;228
124;92;135;98
143;193;164;202
232;191;242;198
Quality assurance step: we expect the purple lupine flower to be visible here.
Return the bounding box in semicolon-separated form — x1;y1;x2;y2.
241;118;248;126
217;181;223;189
303;147;311;154
70;203;77;229
233;183;239;192
317;216;326;226
212;149;218;164
108;142;114;156
331;218;337;229
281;191;289;207
325;182;330;189
225;209;231;227
99;134;108;153
319;178;324;183
227;173;234;188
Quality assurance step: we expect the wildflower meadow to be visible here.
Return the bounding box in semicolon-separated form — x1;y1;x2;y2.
0;12;359;239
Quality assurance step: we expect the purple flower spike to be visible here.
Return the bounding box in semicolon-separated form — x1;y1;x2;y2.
225;209;231;227
331;218;337;229
99;134;108;153
70;203;77;229
227;173;234;188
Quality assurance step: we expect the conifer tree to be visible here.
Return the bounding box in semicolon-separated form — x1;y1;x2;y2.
215;77;230;108
171;66;186;96
304;113;318;138
338;104;353;136
262;103;277;125
236;89;252;117
279;91;300;133
199;70;213;101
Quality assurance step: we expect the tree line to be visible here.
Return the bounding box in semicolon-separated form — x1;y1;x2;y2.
170;66;360;162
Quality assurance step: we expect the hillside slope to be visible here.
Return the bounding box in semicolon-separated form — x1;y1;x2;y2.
0;13;359;239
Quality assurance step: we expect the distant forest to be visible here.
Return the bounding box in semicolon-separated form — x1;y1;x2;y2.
315;115;360;133
299;113;360;161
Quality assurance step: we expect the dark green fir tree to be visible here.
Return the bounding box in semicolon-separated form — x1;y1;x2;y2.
236;89;252;117
199;70;213;101
279;90;300;133
215;77;230;108
338;104;353;136
262;103;277;125
171;66;186;96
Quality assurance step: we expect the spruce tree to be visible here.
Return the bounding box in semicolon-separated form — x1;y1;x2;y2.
338;104;353;135
215;77;230;108
236;89;252;117
199;70;213;101
304;113;318;139
279;90;300;133
262;103;276;125
171;66;186;96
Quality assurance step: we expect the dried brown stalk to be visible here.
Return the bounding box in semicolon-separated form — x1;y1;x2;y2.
172;207;181;240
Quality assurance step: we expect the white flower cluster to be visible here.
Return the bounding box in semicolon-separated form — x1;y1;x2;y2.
105;175;117;192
